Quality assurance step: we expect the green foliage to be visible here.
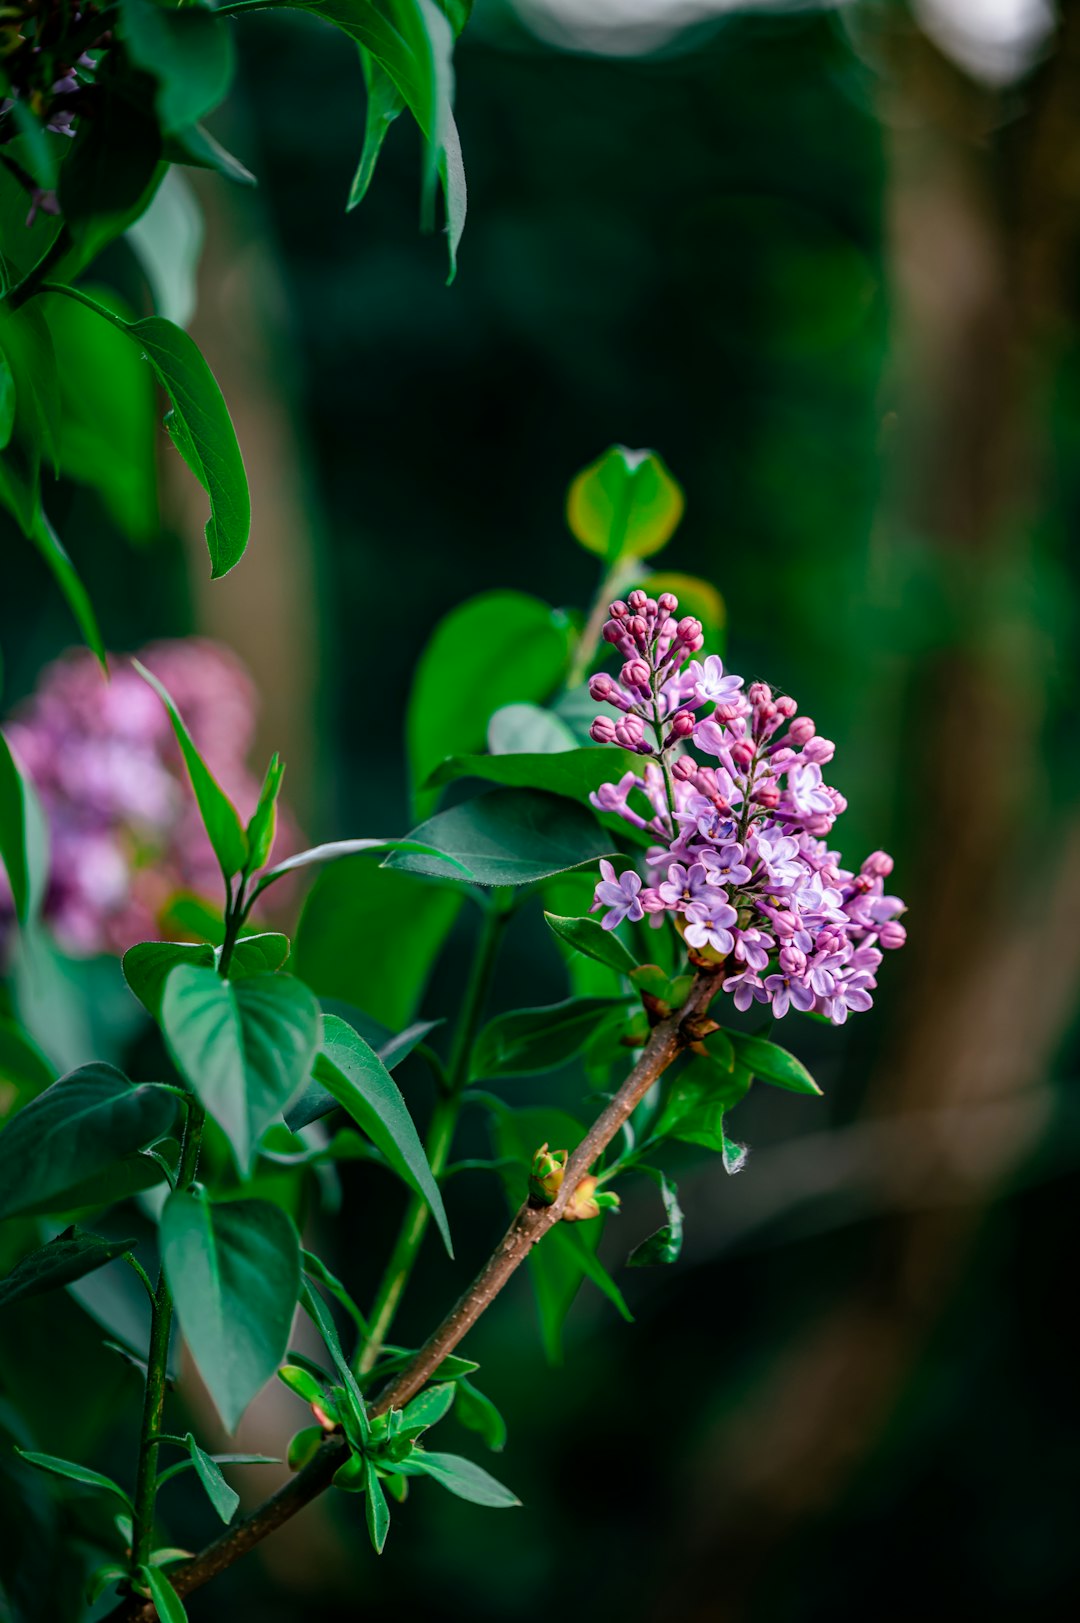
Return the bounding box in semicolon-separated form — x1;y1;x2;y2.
543;911;640;977
141;1561;188;1622
160;967;321;1173
0;1227;135;1310
387;788;614;887
566;444;684;562
122;934;291;1021
626;1172;684;1268
471;996;629;1080
0;1064;176;1219
0;728;29;922
15;1448;133;1508
160;1188;301;1431
724;1029;822;1096
396;1450;520;1507
407;591;572;817
426;746;634;805
186;1432;241;1525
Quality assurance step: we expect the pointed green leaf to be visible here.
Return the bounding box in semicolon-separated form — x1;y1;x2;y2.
244;755;284;875
471;996;628;1080
140;1562;187;1623
725;1030;822;1096
426;747;635;805
454;1377;506;1452
161;967;321;1173
186;1432;239;1524
299;1278;369;1444
134;660;248;879
123;933;291;1020
566;445;684;562
15;1449;132;1508
387;789;613;888
163;123;256;186
0;729;29;922
32;513;106;665
398;1451;520;1507
309;1014;451;1254
285;1015;438;1131
117;0;234;134
543;912;639;977
252;835;471;901
400;1382;455;1434
0;1064;177;1220
364;1456;391;1553
348;52;405;210
160;1188;300;1432
626;1171;683;1267
0;1227;136;1311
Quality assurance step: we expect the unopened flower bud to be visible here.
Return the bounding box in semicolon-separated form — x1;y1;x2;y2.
803;736;835;764
590;716;618;744
754;779;780;808
614;715;646;750
861;850;894;878
609;599;629;619
748;682;772;706
879;920;907;949
563;1175;620;1222
589;673;616;701
657;591;679;615
774;694;797;718
668;709;695;739
676;616;702;643
621;659;651;689
602;619;624;645
779;943;807;976
529;1143;567;1205
714;700;744;722
671;755;697;781
730;739;754;769
629;615;649;640
627;589;649;612
788;715;815;746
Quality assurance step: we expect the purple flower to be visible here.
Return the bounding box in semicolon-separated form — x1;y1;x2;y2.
701;843;751;887
683;896;737;955
763;972;815;1019
592;860;645;930
723;967;768;1011
683;655;744;709
826;972;875;1025
656;861;715;909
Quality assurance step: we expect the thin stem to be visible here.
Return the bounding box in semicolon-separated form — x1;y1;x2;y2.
1;230;73;310
355;898;511;1374
129;1098;206;1571
106;968;720;1621
568;555;639;688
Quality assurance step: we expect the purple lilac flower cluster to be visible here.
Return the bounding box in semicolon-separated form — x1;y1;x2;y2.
588;590;906;1024
0;641;299;958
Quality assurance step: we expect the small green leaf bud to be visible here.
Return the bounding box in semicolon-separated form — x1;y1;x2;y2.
529;1142;567;1204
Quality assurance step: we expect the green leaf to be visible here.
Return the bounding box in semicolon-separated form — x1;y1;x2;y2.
294;858;462;1030
245;755;284;876
126;168;205;331
123;933;291;1020
725;1030;822;1096
560;1225;633;1322
57;89;162;249
160;1188;300;1432
401;1382;455;1434
407;591;571;818
32;513;106;665
398;1451;520;1508
543;912;639;977
0;1227;135;1311
121;317;249;578
140;1562;187;1623
425;747;635;806
0;1064;177;1220
348;52;405;210
364;1455;391;1552
163;123;256;186
134;660;248;879
118;0;234;134
471;996;628;1080
0;1014;54;1094
285;1015;437;1130
0;346;15;449
487;703;576;755
566;445;684;562
644;571;725;646
161;967;321;1174
386;789;614;888
454;1377;506;1452
655;1055;753;1151
252;835;471;901
298;1278;369;1444
186;1432;239;1525
308;1014;451;1254
15;1449;131;1508
0;729;29;923
626;1171;683;1267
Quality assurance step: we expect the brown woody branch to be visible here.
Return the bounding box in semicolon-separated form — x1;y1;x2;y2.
110;969;721;1620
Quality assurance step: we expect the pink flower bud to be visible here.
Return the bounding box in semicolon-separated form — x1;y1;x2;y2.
748;682;772;707
640;887;667;914
676;616;702;642
861;850;894;878
614;715;646;750
609;600;629;619
730;739;754;769
684;632;705;653
774;694;797;718
590;716;618;744
671;755;697;782
803;736;835;764
754;779;780;809
658;592;679;615
879;920;907;949
589;673;615;701
602;619;623;645
714;700;743;722
668;709;695;739
779;943;807;976
627;589;649;612
788;716;815;746
621;659;651;689
629;615;649;641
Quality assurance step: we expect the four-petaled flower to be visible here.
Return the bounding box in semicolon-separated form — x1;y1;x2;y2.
592;860;645;930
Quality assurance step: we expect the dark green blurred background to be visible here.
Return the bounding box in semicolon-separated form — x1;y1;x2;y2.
4;1;1080;1618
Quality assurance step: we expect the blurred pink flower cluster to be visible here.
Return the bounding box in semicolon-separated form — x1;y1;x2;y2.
0;640;298;957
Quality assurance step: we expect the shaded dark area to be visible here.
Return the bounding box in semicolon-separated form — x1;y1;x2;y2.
3;1;1080;1619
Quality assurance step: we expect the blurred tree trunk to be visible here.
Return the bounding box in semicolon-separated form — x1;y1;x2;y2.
661;6;1080;1615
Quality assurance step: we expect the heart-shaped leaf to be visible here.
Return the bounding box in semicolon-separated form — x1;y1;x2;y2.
161;968;321;1172
0;1065;177;1220
160;1188;300;1432
471;996;628;1080
386;789;614;888
123;933;290;1020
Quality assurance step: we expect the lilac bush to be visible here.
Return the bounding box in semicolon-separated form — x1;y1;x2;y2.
588;588;906;1023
